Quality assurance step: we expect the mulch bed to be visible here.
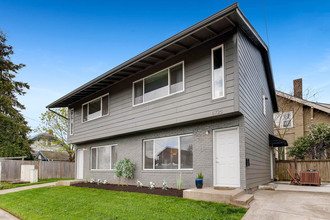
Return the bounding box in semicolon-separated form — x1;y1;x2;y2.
72;182;183;198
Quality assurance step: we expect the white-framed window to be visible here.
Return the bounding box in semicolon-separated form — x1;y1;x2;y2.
211;44;225;99
133;62;184;106
273;111;293;129
143;134;193;170
91;145;117;170
69;108;74;135
82;94;109;122
262;91;266;115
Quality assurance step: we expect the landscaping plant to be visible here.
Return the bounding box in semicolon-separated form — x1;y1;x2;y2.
115;158;135;186
136;180;143;188
148;182;155;189
162;180;168;190
197;172;203;179
89;178;95;183
102;180;108;184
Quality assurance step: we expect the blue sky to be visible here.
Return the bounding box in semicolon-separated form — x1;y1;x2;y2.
1;0;330;134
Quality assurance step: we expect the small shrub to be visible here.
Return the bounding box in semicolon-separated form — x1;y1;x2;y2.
102;180;108;184
197;172;203;179
115;158;136;186
162;180;168;190
148;181;155;190
136;180;143;188
177;172;182;190
89;178;95;183
97;179;101;185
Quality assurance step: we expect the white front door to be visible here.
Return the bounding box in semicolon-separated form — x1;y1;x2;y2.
213;127;240;187
76;149;84;179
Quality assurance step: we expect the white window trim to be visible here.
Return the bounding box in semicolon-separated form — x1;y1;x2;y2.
69;108;74;135
142;134;193;171
132;61;185;107
282;111;294;128
90;144;117;171
262;91;266;115
273;111;294;129
81;93;109;123
211;44;225;100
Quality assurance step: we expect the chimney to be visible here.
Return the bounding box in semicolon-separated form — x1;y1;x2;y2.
293;78;302;99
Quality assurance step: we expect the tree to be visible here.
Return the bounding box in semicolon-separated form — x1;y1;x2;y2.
289;123;330;159
36;108;75;161
273;89;316;159
0;31;32;158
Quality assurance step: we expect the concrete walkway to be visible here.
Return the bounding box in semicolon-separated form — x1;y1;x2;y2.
0;182;57;195
243;190;330;220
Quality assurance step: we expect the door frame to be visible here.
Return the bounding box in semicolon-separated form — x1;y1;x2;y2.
213;127;240;187
76;149;84;179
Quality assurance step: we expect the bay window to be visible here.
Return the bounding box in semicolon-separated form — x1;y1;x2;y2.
143;134;193;170
82;94;109;122
133;62;184;105
91;145;117;170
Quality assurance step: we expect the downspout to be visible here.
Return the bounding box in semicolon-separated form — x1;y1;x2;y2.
47;108;68;120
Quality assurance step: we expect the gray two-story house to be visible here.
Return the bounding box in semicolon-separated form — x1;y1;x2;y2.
47;3;281;191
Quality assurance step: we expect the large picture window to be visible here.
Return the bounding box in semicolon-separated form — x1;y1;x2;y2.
133;62;184;105
212;45;225;99
91;145;117;170
143;134;193;170
82;94;109;122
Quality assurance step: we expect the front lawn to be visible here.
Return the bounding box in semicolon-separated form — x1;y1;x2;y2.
0;178;73;190
0;186;246;219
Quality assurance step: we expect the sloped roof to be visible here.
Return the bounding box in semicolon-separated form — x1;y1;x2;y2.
33;150;70;161
276;91;330;114
47;3;278;112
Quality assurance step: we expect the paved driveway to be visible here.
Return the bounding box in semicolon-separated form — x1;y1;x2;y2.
243;190;330;220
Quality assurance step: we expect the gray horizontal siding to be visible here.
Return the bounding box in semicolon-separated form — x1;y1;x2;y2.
69;33;239;143
237;30;274;190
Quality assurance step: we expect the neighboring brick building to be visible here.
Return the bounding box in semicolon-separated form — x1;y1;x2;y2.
274;79;330;159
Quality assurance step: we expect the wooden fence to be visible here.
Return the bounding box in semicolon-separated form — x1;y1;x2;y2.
275;159;330;182
0;160;75;181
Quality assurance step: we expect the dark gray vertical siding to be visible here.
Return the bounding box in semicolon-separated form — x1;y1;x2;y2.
237;31;273;189
69;33;239;143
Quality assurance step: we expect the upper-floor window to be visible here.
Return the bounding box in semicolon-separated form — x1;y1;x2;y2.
69;108;74;135
82;94;109;122
273;111;293;129
91;145;117;170
262;92;266;115
212;45;225;99
133;62;184;106
143;134;193;170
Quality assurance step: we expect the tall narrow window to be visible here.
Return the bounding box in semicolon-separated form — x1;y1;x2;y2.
69;108;74;135
212;45;224;99
262;92;266;115
133;62;184;105
82;94;109;122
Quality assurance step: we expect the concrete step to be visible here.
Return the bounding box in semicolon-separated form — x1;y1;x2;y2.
183;188;246;206
233;194;254;207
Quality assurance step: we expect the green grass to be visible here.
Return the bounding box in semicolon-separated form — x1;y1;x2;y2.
0;186;246;219
0;178;73;190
